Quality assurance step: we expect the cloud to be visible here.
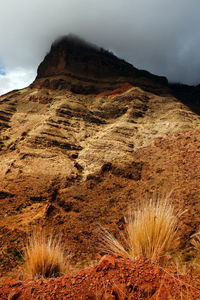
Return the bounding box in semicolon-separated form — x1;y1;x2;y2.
0;69;35;96
0;0;200;95
0;71;6;76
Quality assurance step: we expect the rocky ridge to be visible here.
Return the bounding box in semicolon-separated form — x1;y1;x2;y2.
31;34;168;94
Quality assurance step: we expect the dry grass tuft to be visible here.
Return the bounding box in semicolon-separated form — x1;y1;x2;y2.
101;194;182;263
191;232;200;254
191;232;200;270
24;228;68;278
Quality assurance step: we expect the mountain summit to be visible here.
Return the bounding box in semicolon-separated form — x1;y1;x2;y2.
37;34;138;79
32;35;167;93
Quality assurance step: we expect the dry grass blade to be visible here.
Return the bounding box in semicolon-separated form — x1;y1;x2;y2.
99;227;129;258
191;232;200;252
100;193;182;264
24;228;68;278
191;231;200;270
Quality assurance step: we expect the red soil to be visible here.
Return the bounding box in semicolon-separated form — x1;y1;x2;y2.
96;83;133;98
0;255;199;299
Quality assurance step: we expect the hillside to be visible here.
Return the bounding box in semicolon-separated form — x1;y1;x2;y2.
0;35;200;298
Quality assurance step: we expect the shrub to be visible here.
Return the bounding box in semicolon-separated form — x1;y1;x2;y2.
24;229;68;278
100;194;181;264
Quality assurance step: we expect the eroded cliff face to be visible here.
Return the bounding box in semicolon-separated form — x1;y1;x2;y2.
31;35;168;94
0;36;200;274
36;35;138;79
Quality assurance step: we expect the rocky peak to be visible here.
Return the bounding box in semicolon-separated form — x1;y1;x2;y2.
37;34;138;79
33;35;167;93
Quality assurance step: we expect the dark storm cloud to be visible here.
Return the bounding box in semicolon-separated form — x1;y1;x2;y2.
1;0;200;94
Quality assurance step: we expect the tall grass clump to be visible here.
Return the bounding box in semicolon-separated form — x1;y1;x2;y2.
24;229;68;278
101;194;181;264
191;232;200;269
191;232;200;254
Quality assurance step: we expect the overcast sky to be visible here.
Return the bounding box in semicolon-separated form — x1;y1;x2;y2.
0;0;200;95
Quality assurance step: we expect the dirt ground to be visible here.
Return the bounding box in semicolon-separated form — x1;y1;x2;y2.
1;255;200;299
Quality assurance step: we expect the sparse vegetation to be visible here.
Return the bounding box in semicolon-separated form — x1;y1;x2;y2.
191;232;200;270
191;232;200;253
24;229;68;278
100;194;182;264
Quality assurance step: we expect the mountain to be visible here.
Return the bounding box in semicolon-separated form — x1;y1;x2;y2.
0;35;200;280
32;34;167;93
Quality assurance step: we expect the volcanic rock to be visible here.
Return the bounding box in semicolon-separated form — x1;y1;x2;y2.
31;34;168;93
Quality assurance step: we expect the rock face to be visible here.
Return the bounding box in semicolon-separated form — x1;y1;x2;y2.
37;35;138;79
0;35;200;275
31;34;167;93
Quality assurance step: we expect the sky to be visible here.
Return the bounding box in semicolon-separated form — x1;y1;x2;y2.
0;0;200;95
